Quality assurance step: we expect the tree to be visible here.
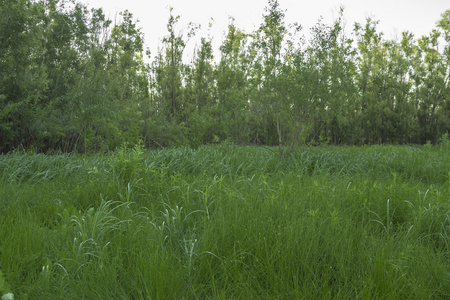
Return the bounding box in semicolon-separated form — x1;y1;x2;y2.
436;10;450;139
154;8;197;120
216;20;251;143
414;29;448;143
185;36;220;144
149;8;200;146
0;0;48;151
306;9;358;145
257;0;290;155
354;18;387;144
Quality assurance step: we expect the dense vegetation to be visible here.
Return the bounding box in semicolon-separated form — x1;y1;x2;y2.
2;2;450;299
1;0;449;153
0;144;449;298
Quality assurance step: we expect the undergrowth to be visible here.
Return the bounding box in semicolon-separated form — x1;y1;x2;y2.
0;144;449;299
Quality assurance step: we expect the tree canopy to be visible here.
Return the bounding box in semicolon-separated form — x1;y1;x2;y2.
1;0;449;153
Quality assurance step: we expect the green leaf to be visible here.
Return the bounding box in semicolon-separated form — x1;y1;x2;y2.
0;270;12;294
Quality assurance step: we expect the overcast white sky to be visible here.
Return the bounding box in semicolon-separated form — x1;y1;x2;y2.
80;0;449;59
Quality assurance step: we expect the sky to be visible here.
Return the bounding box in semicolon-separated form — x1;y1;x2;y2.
80;0;449;59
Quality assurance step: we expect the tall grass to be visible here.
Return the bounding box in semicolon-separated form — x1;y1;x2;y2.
0;144;449;299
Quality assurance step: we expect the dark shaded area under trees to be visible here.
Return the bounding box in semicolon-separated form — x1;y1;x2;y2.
1;0;449;154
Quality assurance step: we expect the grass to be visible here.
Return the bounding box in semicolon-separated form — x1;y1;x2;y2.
0;144;449;299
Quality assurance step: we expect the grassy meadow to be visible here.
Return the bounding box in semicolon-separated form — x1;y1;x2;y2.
0;144;450;299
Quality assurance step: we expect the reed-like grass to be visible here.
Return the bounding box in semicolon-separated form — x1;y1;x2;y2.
0;144;449;299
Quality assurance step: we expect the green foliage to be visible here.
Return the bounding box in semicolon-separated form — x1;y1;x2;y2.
0;1;449;152
438;132;450;148
0;270;12;296
1;145;450;298
108;143;144;184
0;0;147;153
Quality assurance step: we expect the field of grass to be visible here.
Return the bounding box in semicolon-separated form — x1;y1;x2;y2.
1;144;449;299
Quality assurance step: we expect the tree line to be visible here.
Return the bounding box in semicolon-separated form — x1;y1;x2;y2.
1;0;449;153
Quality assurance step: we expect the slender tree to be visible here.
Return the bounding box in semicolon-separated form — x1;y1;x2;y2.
216;20;251;143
